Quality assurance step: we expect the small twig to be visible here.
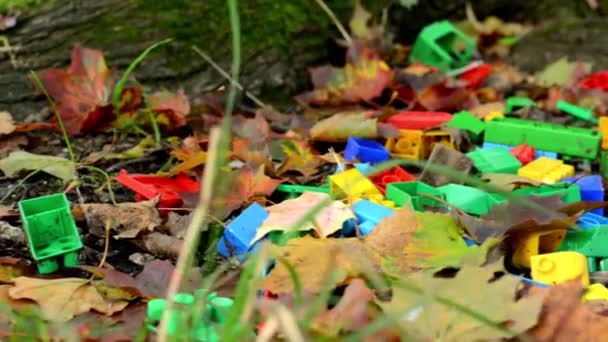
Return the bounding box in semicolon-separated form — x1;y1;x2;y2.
0;169;40;204
313;0;352;45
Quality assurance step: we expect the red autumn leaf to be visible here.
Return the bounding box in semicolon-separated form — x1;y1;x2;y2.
148;89;190;128
35;45;116;135
217;166;281;218
416;82;474;112
297;42;393;106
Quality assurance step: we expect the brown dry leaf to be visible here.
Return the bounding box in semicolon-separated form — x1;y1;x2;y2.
0;111;15;136
80;199;161;239
8;277;128;322
526;280;608;341
311;278;376;336
251;192;355;244
80;266;143;300
162;212;191;239
140;232;183;259
220;165;282;217
134;260;201;298
0;205;13;219
481;173;542;191
309;110;377;142
469;101;505;118
417;82;473;112
0;134;27;159
260;236;381;294
0;256;32;283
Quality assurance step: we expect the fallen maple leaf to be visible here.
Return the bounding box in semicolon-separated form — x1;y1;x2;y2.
35;45;116;135
251;191;355;244
417;82;473;112
526;280;608;341
219;165;281;218
310;110;377;142
0;151;76;182
79;199;161;239
297;42;393;106
8;277;128;322
167;135;207;175
377;262;543;341
148;89;190;128
275;140;325;181
0;111;15;136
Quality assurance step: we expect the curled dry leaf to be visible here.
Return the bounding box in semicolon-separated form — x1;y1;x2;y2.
310;111;377;142
80;199;161;239
251;191;355;244
8;277;128;322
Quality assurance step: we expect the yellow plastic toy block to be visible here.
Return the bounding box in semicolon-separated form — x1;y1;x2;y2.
385;129;424;159
517;157;575;184
329;168;383;200
422;129;454;154
531;251;590;286
583;283;608;302
354;195;396;208
511;230;566;268
484;111;504;122
600;117;608;150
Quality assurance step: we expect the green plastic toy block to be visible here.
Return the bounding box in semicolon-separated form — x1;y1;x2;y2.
18;193;83;274
602;151;608;179
437;184;497;216
557;226;608;257
484;117;601;159
386;181;444;211
466;148;522;174
505;96;536;114
446;111;486;141
514;182;581;203
409;21;476;73
276;184;330;199
556;100;598;124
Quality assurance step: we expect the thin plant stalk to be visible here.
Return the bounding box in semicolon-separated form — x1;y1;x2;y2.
313;0;352;45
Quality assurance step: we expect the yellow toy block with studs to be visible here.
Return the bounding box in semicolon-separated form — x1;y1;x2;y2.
385;129;424;159
421;129;454;155
600;117;608;150
531;251;590;286
484;111;504;122
329;168;382;200
517;157;575;184
511;230;566;268
583;283;608;302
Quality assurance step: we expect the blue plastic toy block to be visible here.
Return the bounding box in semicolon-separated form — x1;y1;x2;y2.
564;175;604;215
217;202;268;260
463;236;477;246
344;137;391;163
510;274;549;288
481;142;557;159
354;163;376;175
342;199;394;236
577;212;608;230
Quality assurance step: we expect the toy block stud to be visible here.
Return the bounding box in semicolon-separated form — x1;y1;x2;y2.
510;144;535;165
385;129;424;160
344;137;390;163
531;251;590;286
18;193;83;274
409;20;476;72
518;157;575;184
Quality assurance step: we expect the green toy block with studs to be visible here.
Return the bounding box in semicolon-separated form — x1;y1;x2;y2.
146;290;236;341
409;21;476;73
513;182;581;203
557;226;608;272
386;181;445;211
275;184;330;199
504;96;537;114
556;100;598;124
18;193;83;274
437;184;498;216
466;148;522;174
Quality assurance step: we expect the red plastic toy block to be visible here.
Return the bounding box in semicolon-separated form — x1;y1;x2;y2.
580;71;608;91
115;169;200;209
385;111;452;130
370;166;416;194
459;64;491;89
510;144;536;165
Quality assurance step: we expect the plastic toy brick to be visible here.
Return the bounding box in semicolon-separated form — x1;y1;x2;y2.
384;111;452;130
530;251;590;286
422;129;455;156
602;151;608;179
276;184;330;199
484;117;601;159
512;275;549;288
343;199;395;236
600;117;608;150
354;162;375;175
385;129;424;160
513;182;581;203
409;20;476;72
511;230;566;268
557;227;608;257
556;100;598;124
369;166;415;195
459;63;491;89
386;181;444;211
504;96;536;115
344;137;390;163
583;283;608;302
484;111;504;122
437;184;497;216
463;236;477;246
510;144;535;165
481;142;558;160
517;157;575;184
115;169;200;209
445;111;485;141
18;193;83;274
216;202;269;260
329;168;383;199
580;71;608;91
466;148;522;174
564;175;604;215
577;212;608;230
